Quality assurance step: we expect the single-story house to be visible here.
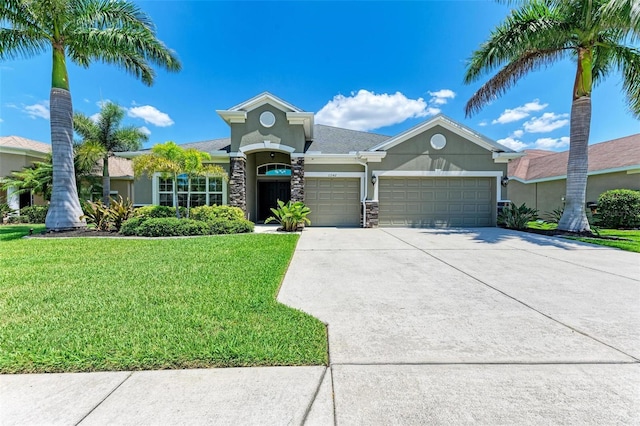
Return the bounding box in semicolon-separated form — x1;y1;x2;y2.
508;134;640;216
126;92;521;227
0;135;135;213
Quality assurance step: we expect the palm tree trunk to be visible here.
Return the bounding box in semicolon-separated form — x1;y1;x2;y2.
45;88;86;231
103;155;111;205
558;96;591;232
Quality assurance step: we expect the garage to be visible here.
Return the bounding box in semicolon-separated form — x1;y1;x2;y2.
305;177;361;227
378;177;494;227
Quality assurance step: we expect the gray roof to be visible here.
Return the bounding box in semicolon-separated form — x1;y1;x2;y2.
180;137;231;153
307;125;390;154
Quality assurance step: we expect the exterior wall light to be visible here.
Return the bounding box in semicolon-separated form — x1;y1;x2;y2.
501;176;510;187
371;175;377;185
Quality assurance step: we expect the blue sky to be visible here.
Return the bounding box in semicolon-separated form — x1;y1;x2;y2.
1;0;638;151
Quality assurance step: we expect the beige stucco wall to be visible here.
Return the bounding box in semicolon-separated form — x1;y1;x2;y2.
0;152;45;177
231;105;306;154
509;171;640;216
110;179;133;200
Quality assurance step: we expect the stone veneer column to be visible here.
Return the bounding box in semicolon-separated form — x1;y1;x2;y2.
229;156;247;213
290;156;305;202
364;200;379;228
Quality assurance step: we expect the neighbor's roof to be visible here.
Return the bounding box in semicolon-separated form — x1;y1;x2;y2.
95;156;135;179
0;136;51;154
509;134;640;182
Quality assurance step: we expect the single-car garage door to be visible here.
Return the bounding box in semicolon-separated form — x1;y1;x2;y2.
305;178;361;227
379;177;493;227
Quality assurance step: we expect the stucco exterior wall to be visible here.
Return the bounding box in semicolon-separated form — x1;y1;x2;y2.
133;176;153;205
231;105;306;154
0;152;45;177
508;171;640;215
305;164;364;173
110;180;133;200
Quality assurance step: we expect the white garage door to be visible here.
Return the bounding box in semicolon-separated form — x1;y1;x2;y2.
379;177;493;227
305;178;361;227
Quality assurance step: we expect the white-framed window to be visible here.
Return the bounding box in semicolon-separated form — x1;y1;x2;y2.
156;174;226;207
257;163;291;176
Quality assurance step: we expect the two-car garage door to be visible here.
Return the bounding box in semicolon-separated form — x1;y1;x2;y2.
378;177;494;227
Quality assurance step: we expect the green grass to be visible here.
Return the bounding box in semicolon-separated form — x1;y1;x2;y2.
526;221;640;253
0;224;46;241
0;227;327;373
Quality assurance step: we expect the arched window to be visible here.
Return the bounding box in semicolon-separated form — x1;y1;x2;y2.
257;163;291;176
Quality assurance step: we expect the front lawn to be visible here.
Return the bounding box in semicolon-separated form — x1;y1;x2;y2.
0;227;327;373
527;221;640;253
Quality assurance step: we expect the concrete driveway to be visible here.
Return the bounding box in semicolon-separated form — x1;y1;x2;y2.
278;227;640;424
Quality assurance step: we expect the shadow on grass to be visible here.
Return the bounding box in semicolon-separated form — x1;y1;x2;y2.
0;224;46;241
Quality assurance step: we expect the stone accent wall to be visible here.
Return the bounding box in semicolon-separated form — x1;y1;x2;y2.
364;200;379;228
229;157;247;213
290;157;304;202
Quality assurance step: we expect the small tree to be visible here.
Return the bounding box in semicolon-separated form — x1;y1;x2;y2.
133;142;227;218
74;102;148;204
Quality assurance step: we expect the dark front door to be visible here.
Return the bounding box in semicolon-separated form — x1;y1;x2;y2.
258;180;291;222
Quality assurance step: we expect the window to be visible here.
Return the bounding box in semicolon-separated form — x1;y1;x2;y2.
157;174;226;207
257;163;291;176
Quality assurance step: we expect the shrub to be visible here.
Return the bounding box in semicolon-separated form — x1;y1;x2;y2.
81;200;111;231
208;218;254;234
20;205;48;223
133;205;186;219
190;205;245;222
597;189;640;229
7;215;29;224
498;202;538;230
120;217;209;237
1;201;16;221
265;200;311;232
543;207;564;224
109;196;134;231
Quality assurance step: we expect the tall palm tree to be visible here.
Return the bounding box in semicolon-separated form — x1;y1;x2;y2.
464;0;640;232
0;0;181;231
74;102;148;204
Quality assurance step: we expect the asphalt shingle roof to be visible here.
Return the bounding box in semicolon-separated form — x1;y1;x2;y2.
0;136;51;153
508;134;640;181
307;125;390;153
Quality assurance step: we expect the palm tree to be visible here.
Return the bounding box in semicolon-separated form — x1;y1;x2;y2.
133;142;226;218
0;0;181;231
464;0;640;232
74;102;148;204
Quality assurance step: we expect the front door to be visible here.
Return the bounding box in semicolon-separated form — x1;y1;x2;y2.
258;180;291;222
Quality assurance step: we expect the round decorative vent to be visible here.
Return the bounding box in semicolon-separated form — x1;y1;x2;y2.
430;133;447;150
259;111;276;128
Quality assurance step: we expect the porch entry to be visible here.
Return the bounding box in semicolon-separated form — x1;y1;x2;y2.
257;180;291;222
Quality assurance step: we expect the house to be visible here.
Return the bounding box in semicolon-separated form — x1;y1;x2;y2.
127;92;521;227
508;134;640;216
0;135;135;213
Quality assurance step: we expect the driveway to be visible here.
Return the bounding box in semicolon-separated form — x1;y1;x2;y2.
278;227;640;424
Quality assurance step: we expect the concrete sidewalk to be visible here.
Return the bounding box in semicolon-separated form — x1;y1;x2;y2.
2;227;638;425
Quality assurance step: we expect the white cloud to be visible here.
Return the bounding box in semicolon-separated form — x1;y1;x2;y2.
512;129;524;138
523;112;569;133
428;89;456;105
139;126;151;136
478;120;488;127
0;118;3;123
89;113;101;123
128;105;174;127
533;136;570;150
497;136;528;151
316;90;435;131
492;99;548;124
24;101;50;120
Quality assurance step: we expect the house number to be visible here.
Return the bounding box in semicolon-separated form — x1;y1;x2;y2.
327;173;338;177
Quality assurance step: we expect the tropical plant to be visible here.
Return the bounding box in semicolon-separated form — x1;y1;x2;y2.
544;206;565;224
497;202;538;230
265;200;311;232
133;142;227;218
464;0;640;233
0;158;54;201
0;197;15;221
80;200;111;231
74;102;147;204
108;196;135;231
596;189;640;228
0;0;181;231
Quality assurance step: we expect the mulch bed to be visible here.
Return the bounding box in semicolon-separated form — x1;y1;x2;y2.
28;228;125;238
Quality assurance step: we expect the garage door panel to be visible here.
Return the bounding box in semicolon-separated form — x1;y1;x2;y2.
379;177;494;227
305;178;361;227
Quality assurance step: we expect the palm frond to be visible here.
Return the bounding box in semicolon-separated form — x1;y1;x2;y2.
464;0;568;84
465;48;568;116
0;28;49;59
73;112;100;141
111;126;147;151
607;44;640;118
601;0;640;41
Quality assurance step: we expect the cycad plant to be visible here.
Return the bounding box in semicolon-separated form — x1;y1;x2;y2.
265;200;311;232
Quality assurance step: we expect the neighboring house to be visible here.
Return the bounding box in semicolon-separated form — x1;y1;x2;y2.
0;135;135;213
508;134;640;216
126;92;521;227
